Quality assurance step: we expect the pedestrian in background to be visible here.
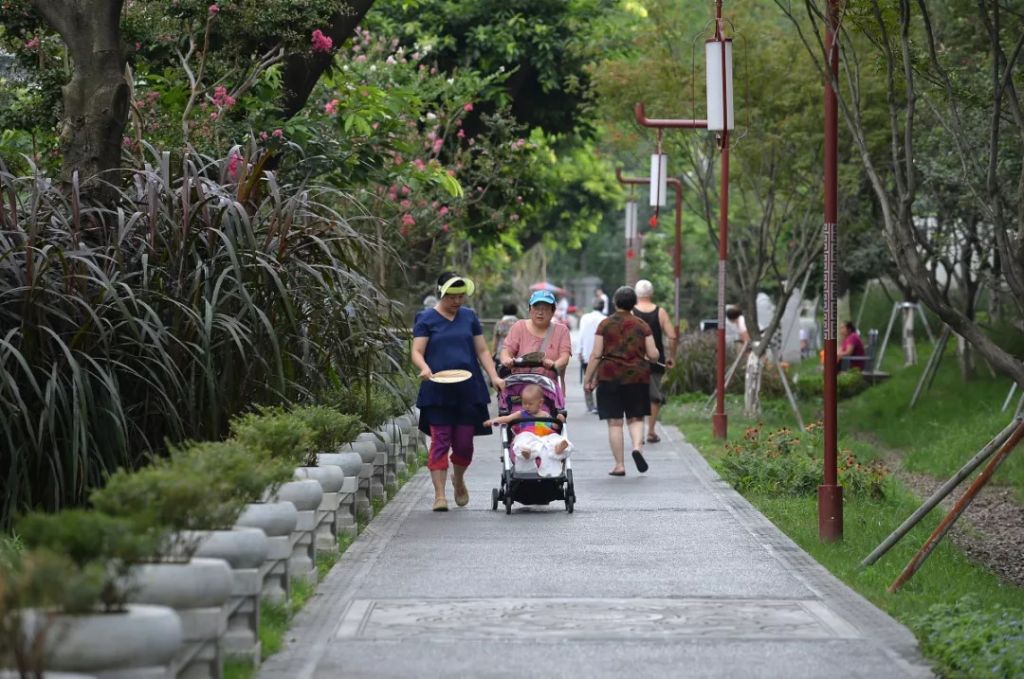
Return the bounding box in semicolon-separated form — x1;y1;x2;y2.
583;286;659;476
632;279;677;443
578;300;606;414
491;303;518;372
594;287;610;315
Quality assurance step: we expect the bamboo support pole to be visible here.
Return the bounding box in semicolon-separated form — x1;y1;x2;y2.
861;416;1021;568
887;418;1024;592
703;340;749;413
909;326;951;408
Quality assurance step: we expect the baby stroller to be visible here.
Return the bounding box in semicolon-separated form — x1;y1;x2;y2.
491;369;576;514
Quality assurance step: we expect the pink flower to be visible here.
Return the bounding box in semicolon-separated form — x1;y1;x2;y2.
513;138;526;149
259;131;269;141
210;112;218;120
135;42;141;51
413;159;426;171
456;129;465;139
432;138;443;154
463;102;473;112
24;37;40;50
441;224;450;233
356;54;367;62
272;129;283;138
212;85;235;108
311;29;333;54
208;3;219;14
401;213;416;227
401;186;410;196
324;98;340;115
400;199;411;209
438;206;449;217
393;154;403;166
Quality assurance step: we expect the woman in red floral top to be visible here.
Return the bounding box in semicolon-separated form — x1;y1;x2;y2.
582;286;660;476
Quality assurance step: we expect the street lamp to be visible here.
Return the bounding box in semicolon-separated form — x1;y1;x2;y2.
633;0;732;439
624;199;639;285
615;168;684;332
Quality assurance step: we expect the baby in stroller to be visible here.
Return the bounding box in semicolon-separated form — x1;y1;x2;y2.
490;373;576;513
484;384;572;476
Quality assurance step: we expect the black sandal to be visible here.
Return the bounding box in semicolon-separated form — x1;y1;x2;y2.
631;450;649;473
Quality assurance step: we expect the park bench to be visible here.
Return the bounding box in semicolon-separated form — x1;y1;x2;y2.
840;328;889;384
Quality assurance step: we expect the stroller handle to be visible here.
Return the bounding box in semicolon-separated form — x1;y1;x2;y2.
512;357;545;368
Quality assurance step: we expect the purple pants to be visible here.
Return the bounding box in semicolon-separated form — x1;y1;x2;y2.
428;424;475;471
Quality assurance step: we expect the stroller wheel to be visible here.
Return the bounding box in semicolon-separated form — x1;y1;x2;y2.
565;494;574;514
491;487;499;511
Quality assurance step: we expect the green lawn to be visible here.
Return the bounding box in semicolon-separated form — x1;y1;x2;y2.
664;379;1024;677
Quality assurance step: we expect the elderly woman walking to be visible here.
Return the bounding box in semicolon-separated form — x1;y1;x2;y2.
499;290;572;384
412;272;505;511
583;286;660;476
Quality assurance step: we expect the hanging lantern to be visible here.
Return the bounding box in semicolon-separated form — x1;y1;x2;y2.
705;38;734;131
624;201;638;241
649;154;668;207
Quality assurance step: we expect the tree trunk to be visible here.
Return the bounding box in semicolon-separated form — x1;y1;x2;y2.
743;348;764;418
31;0;128;201
901;305;917;366
280;0;376;119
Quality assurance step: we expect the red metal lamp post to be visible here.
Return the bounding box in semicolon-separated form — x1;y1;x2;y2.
819;0;843;542
615;168;684;329
634;0;732;439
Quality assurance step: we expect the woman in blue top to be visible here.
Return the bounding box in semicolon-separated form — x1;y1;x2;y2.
412;272;505;512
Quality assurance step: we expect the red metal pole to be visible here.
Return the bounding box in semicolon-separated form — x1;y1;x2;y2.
711;2;729;440
674;183;682;333
712;132;729;439
819;0;843;542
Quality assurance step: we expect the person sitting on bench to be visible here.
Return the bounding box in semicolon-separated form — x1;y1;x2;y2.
837;320;866;371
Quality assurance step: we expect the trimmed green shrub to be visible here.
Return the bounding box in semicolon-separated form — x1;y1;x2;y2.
288;406;363;459
664;332;742;396
15;510;159;610
230;410;313;467
914;595;1024;678
174;439;292;501
91;464;242;550
792;369;868;400
325;384;398;430
718;423;889;499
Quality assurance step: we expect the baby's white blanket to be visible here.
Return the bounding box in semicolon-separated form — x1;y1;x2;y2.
511;432;572;478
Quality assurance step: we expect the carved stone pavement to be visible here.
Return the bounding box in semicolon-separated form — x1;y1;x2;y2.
258;356;932;679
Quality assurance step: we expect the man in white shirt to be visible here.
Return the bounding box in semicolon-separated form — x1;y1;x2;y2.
578;301;606;413
594;287;610;315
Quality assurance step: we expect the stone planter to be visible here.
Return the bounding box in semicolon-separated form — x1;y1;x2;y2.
274;480;322;586
19;604;183;679
375;424;400;494
235;502;298;604
358;432;388;502
294;465;346;553
341;439;379;519
189;528;269;666
317;452;362;538
128;558;233;679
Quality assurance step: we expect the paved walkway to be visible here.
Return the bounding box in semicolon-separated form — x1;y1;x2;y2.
258;367;932;678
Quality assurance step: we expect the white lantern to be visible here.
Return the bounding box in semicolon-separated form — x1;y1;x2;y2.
705;38;734;131
649;154;668;207
624;201;638;240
